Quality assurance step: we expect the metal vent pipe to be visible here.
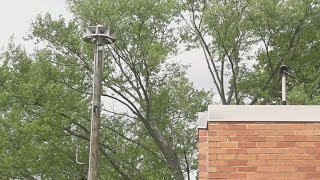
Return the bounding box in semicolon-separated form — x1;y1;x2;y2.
280;65;288;105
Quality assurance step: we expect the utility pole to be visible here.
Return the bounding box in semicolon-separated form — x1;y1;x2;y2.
83;25;115;180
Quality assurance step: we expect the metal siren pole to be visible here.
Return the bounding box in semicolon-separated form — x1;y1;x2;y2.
83;25;115;180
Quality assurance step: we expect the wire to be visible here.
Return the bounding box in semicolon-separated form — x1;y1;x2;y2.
76;145;86;165
283;70;301;81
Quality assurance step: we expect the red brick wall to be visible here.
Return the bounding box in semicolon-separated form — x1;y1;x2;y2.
198;122;320;179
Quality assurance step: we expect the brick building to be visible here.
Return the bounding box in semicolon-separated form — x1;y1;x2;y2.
198;105;320;179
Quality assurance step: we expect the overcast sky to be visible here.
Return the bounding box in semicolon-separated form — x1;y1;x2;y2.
0;0;71;47
0;0;214;92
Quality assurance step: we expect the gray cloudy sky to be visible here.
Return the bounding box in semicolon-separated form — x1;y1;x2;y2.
0;0;214;92
0;0;71;47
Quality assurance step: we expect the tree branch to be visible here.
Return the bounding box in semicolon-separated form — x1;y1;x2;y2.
102;124;166;164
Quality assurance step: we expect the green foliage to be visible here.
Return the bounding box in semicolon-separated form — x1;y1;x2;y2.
241;0;320;104
183;0;320;105
4;0;320;179
0;42;89;179
1;0;212;179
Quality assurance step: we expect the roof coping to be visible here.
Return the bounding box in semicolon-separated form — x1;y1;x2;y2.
198;105;320;129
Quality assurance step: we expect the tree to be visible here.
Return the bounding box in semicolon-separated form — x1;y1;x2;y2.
0;42;89;179
1;0;212;179
182;0;320;105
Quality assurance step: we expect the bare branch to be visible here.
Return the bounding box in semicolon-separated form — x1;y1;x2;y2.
101;108;136;119
102;124;166;164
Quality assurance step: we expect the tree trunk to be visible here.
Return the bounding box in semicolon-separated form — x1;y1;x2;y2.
143;119;184;180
